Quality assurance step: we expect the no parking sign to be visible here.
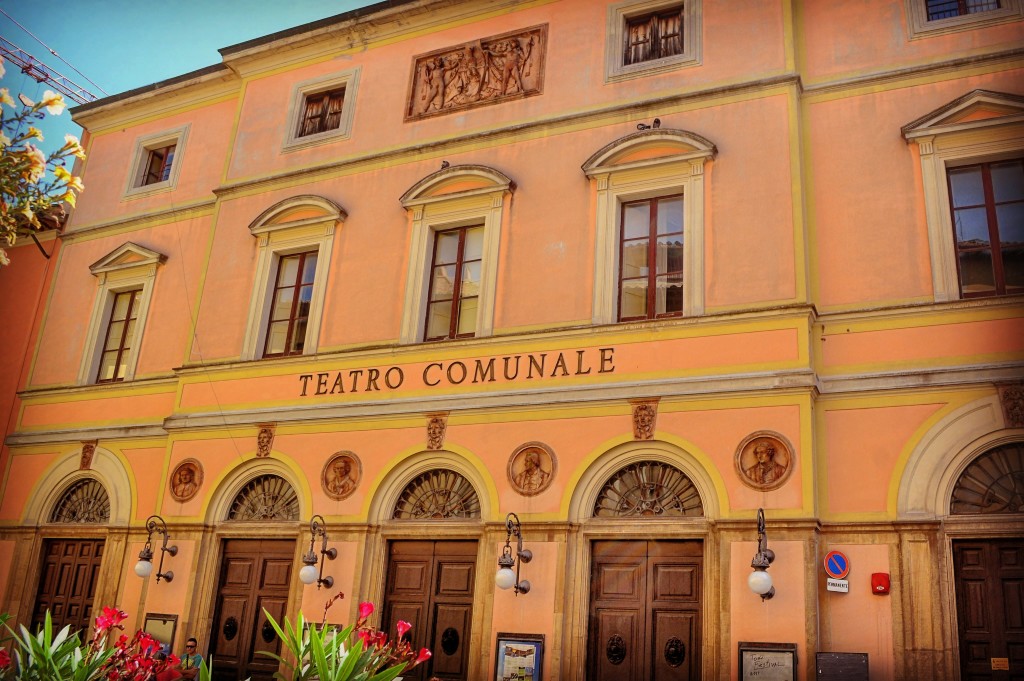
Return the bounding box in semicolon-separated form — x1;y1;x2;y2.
824;550;850;593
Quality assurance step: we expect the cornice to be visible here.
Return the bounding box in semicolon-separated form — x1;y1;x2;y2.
818;362;1024;395
62;199;218;241
5;424;169;448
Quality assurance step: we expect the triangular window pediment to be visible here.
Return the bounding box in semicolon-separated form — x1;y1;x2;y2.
89;242;166;276
902;90;1024;140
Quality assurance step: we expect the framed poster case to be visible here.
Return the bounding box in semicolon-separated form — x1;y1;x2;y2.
494;632;543;681
738;641;797;681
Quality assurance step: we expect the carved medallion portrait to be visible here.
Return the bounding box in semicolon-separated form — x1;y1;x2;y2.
507;442;556;497
999;383;1024;429
426;414;447;450
632;401;658;440
322;451;361;501
169;459;203;502
734;432;795;491
256;424;275;458
406;24;547;120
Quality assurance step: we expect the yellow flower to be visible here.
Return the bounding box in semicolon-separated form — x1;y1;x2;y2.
54;166;71;182
64;134;86;160
0;133;9;148
27;127;43;141
41;90;65;116
19;205;34;223
62;191;77;208
67;175;84;192
0;88;14;108
0;57;5;80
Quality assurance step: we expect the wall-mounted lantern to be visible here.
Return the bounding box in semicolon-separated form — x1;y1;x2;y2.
495;512;532;596
748;508;776;600
299;514;336;589
134;515;176;583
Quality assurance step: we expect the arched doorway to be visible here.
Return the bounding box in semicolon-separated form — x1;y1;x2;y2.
949;441;1024;681
585;460;705;681
33;477;110;632
210;473;300;681
382;468;482;681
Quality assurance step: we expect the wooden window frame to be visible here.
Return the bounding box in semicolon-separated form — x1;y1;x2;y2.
124;125;189;198
283;69;360;151
905;0;1021;38
617;194;685;322
926;0;1002;20
946;157;1023;298
424;225;483;341
624;6;684;66
262;250;318;357
296;88;346;139
95;288;141;383
605;0;701;82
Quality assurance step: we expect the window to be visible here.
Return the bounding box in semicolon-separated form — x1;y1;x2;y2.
263;250;318;356
906;0;1021;37
619;195;684;321
124;125;188;197
96;289;141;382
902;90;1024;301
241;196;344;361
425;226;483;341
948;158;1024;298
926;0;1000;19
583;128;715;324
297;88;345;138
624;6;683;66
78;242;165;385
141;144;175;186
283;69;360;150
399;165;513;344
606;0;700;82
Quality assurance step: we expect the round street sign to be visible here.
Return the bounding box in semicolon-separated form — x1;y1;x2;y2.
823;551;850;579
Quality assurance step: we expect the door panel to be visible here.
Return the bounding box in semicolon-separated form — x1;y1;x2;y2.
33;539;105;633
383;540;477;681
211;540;294;681
588;540;702;681
955;539;1024;681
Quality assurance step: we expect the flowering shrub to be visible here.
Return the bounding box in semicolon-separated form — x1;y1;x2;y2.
0;56;87;266
262;596;432;681
0;606;198;681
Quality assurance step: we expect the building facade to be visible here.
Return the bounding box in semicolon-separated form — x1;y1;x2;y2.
0;1;1022;679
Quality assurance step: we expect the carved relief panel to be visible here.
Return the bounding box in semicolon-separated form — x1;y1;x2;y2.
405;24;547;120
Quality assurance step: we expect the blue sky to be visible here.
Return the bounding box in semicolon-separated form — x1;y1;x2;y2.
1;0;375;154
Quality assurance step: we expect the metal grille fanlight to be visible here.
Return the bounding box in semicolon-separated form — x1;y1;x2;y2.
951;442;1024;515
50;478;111;524
227;474;299;521
393;469;481;519
593;461;703;518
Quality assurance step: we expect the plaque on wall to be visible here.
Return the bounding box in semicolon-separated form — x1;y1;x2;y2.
405;25;547;120
816;652;868;680
738;642;796;681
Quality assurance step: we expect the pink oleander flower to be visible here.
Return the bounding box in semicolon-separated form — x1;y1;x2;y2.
95;605;128;633
358;601;374;619
0;648;10;668
396;620;412;639
415;647;432;664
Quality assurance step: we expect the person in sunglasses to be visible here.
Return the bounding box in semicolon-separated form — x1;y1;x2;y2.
178;637;203;680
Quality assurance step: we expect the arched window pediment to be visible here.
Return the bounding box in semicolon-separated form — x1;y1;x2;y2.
248;194;346;237
582;128;716;176
227;474;299;521
392;468;481;520
400;164;515;207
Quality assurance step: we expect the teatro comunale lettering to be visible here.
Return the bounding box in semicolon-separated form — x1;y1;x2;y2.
298;347;616;396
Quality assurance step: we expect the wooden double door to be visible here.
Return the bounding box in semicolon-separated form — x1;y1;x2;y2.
954;538;1024;681
33;538;104;633
382;540;477;681
588;540;703;681
210;540;294;681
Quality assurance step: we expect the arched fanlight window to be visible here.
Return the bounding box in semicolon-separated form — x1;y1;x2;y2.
50;478;111;523
393;469;481;520
593;461;703;518
951;441;1024;515
227;474;299;521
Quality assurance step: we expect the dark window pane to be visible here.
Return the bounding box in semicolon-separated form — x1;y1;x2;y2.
301;254;318;284
992;160;1024;202
959;249;996;294
996;203;1024;245
926;0;1000;19
263;250;317;357
291;319;308;353
618;194;686;320
950;167;985;207
656;236;684;274
655;272;684;315
424;225;483;340
96;289;140;383
1003;246;1024;292
954;207;990;245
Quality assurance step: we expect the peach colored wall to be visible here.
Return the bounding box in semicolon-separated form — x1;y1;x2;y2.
488;540;557;681
824;403;945;515
121;541;147;636
800;0;1024;83
21;393;176;430
72;99;237;228
821;317;1024;371
0;452;59;521
31;215;215;387
123;448;169;522
809;68;1024;309
300;541;357;625
730;540;807;681
819;544;895;680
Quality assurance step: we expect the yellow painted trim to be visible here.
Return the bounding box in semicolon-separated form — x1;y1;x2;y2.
781;0;796;73
787;87;809;305
182;201;226;367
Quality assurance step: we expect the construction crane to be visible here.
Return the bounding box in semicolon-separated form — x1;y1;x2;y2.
0;36;97;104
